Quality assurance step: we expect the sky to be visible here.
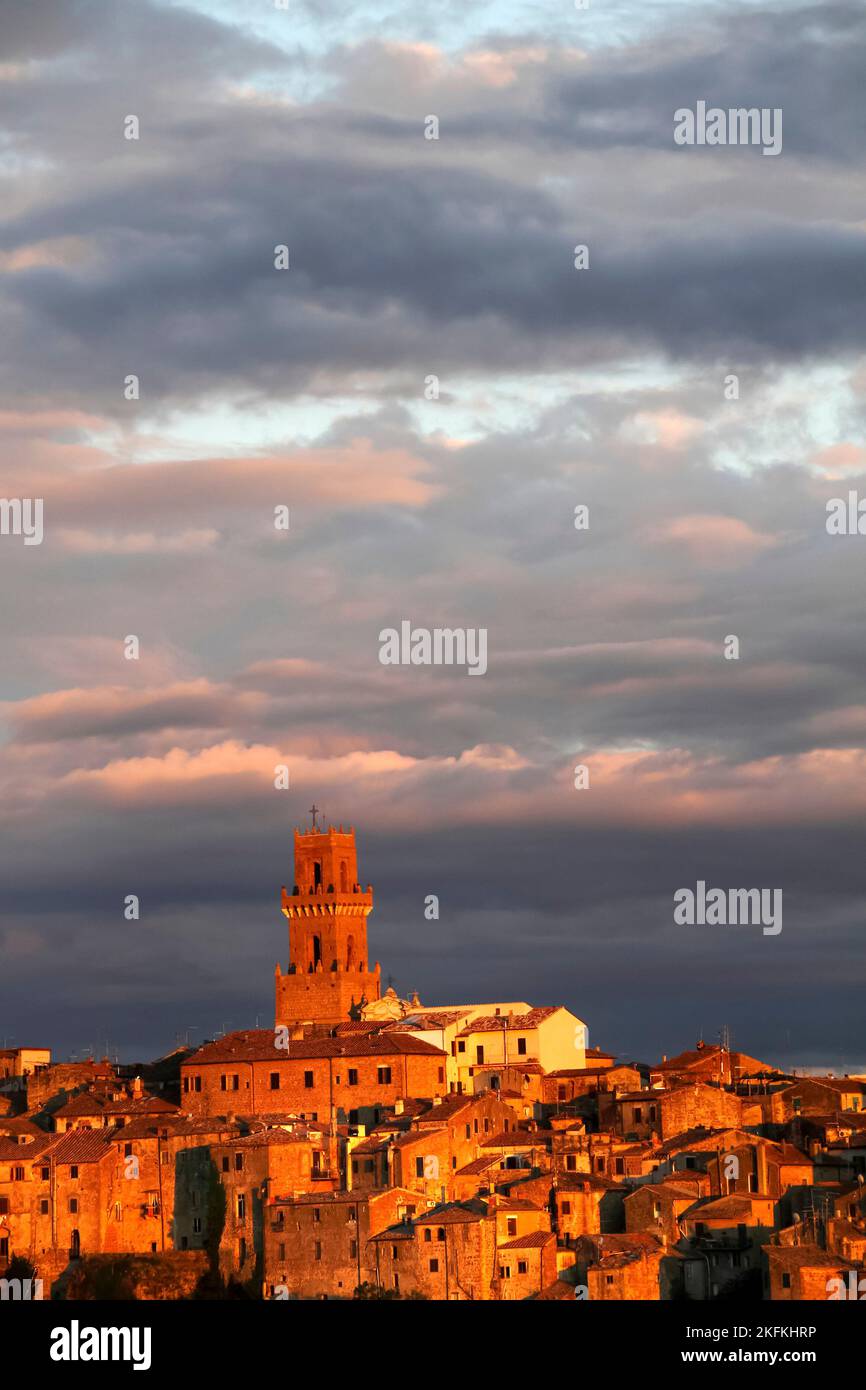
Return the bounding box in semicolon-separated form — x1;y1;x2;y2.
0;0;864;1072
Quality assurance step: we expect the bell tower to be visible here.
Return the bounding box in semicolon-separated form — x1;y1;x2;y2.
275;817;381;1027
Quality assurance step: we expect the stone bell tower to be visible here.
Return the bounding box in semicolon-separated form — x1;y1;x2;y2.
275;814;381;1028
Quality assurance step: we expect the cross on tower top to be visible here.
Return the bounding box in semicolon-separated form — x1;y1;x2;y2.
308;803;321;830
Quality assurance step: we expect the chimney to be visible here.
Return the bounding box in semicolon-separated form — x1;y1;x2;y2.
132;1076;143;1098
394;1099;404;1115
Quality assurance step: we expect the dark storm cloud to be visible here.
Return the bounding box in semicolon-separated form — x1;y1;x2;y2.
1;0;865;1067
1;3;865;409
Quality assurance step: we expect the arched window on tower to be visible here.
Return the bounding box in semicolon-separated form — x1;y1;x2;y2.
312;934;322;970
340;860;348;892
346;933;355;970
313;860;322;890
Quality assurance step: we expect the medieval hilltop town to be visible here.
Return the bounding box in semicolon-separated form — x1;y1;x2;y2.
2;821;865;1301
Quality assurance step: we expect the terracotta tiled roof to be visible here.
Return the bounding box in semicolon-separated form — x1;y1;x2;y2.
498;1230;554;1250
766;1245;856;1270
0;1134;55;1161
414;1200;489;1226
456;1008;560;1037
682;1194;767;1221
186;1028;444;1065
454;1156;500;1176
45;1130;113;1165
384;1011;472;1030
536;1279;579;1300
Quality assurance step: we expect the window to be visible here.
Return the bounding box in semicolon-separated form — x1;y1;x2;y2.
313;1208;321;1223
350;1240;358;1258
438;1068;444;1084
595;1158;604;1172
606;1275;614;1286
348;1069;359;1087
304;1071;314;1089
499;1266;510;1279
457;1041;466;1053
237;1194;246;1220
507;1218;517;1237
566;1155;577;1172
69;1198;79;1214
483;1118;490;1133
222;1156;230;1173
392;1245;399;1260
278;1242;286;1261
615;1158;625;1175
424;1228;432;1242
429;1259;439;1273
560;1201;571;1215
476;1047;484;1065
12;1166;24;1181
364;1159;374;1174
634;1108;642;1123
653;1202;661;1219
183;1076;189;1093
465;1124;471;1139
70;1165;79;1179
40;1198;49;1215
517;1038;527;1055
40;1167;50;1181
437;1227;445;1241
415;1157;424;1178
234;1153;244;1172
124;1142;133;1157
782;1272;791;1289
194;1076;202;1092
161;1151;169;1165
220;1074;239;1092
352;1160;358;1175
270;1073;280;1091
518;1260;528;1275
114;1202;122;1221
558;1085;567;1101
377;1066;392;1085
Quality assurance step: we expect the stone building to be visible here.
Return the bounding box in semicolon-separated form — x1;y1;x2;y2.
263;1187;421;1298
275;824;381;1027
180;1029;447;1126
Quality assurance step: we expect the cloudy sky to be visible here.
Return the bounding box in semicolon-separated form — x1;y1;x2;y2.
1;0;864;1071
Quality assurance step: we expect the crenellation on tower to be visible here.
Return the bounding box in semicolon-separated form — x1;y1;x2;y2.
275;820;381;1027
